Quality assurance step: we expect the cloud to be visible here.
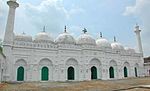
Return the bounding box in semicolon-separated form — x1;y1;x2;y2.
0;0;84;39
124;0;150;57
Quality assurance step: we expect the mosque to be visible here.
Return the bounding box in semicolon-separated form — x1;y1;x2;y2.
0;0;145;82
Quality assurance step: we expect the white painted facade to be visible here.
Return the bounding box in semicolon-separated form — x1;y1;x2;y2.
2;0;145;82
0;53;6;82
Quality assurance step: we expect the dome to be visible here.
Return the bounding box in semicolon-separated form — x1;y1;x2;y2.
111;42;124;50
125;47;135;53
15;33;32;42
55;32;76;44
96;38;111;48
77;33;96;45
34;31;54;43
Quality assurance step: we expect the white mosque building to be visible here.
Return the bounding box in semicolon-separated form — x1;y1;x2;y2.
0;0;145;82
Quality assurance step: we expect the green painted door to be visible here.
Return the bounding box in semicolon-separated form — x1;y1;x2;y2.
109;67;114;78
91;66;97;79
41;67;49;81
67;67;74;80
135;67;137;77
17;66;24;81
124;67;128;77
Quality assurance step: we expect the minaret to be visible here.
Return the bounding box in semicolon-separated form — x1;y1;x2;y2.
3;0;19;45
3;0;19;81
134;24;143;54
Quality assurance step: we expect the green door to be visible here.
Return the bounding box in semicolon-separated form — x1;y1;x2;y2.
109;67;114;78
124;67;128;77
91;66;97;79
17;66;24;81
41;67;49;81
67;67;74;80
135;67;137;77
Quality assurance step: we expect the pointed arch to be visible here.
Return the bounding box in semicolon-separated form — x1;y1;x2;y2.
124;66;128;77
134;63;139;77
41;66;49;81
67;66;74;80
17;66;24;81
109;66;114;78
91;66;97;79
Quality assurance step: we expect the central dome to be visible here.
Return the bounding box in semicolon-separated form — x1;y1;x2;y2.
96;38;111;48
55;32;76;44
77;33;96;45
55;26;76;44
34;31;54;43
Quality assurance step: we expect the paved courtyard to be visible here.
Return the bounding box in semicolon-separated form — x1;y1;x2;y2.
0;77;150;91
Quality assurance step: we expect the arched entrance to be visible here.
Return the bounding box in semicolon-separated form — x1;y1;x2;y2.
41;67;49;81
67;66;74;80
91;66;97;79
109;66;114;78
124;67;128;77
135;67;137;77
17;66;24;81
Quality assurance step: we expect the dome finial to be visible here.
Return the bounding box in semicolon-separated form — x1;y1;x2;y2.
22;32;25;35
135;23;139;30
114;36;116;42
43;26;46;32
82;28;87;34
100;32;102;38
64;25;67;33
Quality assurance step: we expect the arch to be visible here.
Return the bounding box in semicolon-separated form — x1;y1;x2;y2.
124;66;128;77
124;62;130;67
91;66;97;79
123;62;130;77
39;58;52;66
66;58;78;65
67;66;74;80
134;63;139;77
135;67;138;77
89;58;101;65
109;60;117;66
41;66;49;81
17;66;24;81
15;59;27;66
109;66;114;78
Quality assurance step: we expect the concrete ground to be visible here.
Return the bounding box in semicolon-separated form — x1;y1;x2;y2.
0;77;150;91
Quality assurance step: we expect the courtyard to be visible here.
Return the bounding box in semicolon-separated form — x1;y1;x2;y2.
0;77;150;91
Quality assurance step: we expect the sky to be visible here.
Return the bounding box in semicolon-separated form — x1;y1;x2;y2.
0;0;150;57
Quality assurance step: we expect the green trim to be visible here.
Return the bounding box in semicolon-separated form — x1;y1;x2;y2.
17;66;24;81
124;67;128;77
67;67;74;80
41;67;49;81
135;67;138;77
109;66;114;78
91;66;97;79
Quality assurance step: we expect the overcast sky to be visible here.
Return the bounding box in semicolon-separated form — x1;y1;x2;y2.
0;0;150;57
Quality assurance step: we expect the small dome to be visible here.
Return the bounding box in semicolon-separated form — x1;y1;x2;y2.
111;42;124;50
125;47;135;53
34;31;54;43
77;33;96;45
15;33;32;42
96;38;111;48
55;32;76;44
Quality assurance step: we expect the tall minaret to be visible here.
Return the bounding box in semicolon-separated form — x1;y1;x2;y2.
3;0;19;81
134;24;143;54
3;0;19;45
